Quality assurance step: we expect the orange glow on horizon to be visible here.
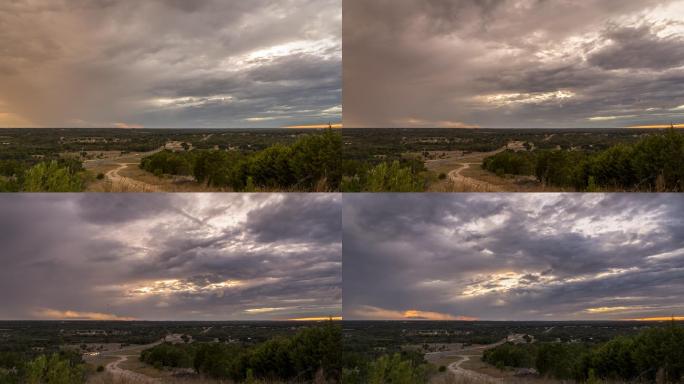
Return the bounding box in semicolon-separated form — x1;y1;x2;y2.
627;124;684;129
114;123;145;129
403;310;478;321
283;123;342;129
624;316;684;321
35;308;137;321
0;112;34;128
353;305;478;321
288;316;343;321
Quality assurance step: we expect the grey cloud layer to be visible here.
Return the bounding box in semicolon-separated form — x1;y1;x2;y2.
343;194;684;320
0;0;341;128
0;194;341;320
344;0;684;128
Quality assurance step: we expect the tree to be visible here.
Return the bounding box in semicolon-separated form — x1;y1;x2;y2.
367;353;428;384
362;161;425;192
24;354;84;384
23;161;83;192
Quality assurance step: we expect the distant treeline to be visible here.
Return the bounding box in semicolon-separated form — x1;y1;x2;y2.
140;323;341;383
483;130;684;191
482;323;684;383
140;130;341;192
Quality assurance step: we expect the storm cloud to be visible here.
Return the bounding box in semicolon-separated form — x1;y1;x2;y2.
344;0;684;128
0;194;342;321
0;0;341;128
343;194;684;321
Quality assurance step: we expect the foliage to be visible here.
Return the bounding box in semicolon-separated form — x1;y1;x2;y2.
482;130;684;191
482;322;684;383
141;130;342;191
140;342;193;368
342;352;430;384
24;353;85;384
0;352;86;384
482;342;535;369
141;322;341;383
366;353;429;384
482;151;536;177
341;161;425;192
139;150;194;176
22;161;84;192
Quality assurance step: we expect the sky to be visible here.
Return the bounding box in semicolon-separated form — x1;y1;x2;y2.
343;194;684;321
344;0;684;128
0;194;342;321
0;0;341;129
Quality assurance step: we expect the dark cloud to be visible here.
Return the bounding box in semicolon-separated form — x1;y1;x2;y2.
589;25;684;70
0;194;341;321
344;0;684;128
245;194;342;244
343;194;684;321
0;0;341;128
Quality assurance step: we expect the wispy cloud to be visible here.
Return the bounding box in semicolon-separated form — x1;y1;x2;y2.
0;194;342;321
343;194;684;320
0;0;341;128
344;0;684;128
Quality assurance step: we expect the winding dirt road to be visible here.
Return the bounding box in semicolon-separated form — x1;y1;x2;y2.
105;162;161;192
93;340;164;383
106;354;160;383
427;335;524;383
447;145;508;192
448;163;505;192
448;353;503;384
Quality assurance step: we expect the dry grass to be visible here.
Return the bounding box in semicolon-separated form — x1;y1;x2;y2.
426;164;558;193
88;372;220;384
421;148;568;193
432;375;561;384
430;370;564;384
85;164;334;193
87;371;330;384
119;359;168;379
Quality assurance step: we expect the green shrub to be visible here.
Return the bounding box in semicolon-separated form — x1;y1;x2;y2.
23;161;84;192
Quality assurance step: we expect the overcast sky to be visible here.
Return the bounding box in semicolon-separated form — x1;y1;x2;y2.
343;194;684;321
0;0;341;128
344;0;684;128
0;194;341;321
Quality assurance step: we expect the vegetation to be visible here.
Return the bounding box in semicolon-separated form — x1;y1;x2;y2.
0;351;85;384
0;321;340;383
483;130;684;191
342;128;684;192
341;161;426;192
140;130;342;191
482;322;684;383
0;128;340;192
342;352;430;384
342;321;683;384
0;160;85;192
140;322;341;383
